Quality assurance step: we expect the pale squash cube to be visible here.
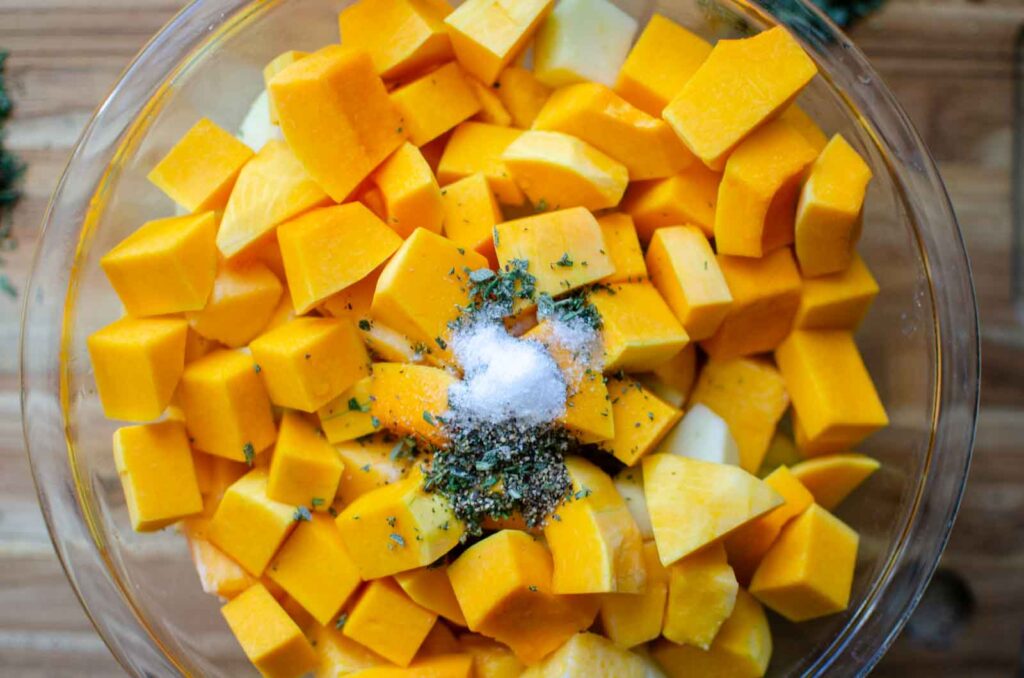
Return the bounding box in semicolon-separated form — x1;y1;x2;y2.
663;542;738;649
395;565;468;626
459;634;525;678
342;578;438;666
597;213;647;284
520;632;650;677
221;584;317;678
266;411;343;509
390;62;482;146
612;469;653;540
370;363;454;447
444;0;554;84
600;376;682;466
533;0;637;88
318;375;379;443
208;469;297;576
188;260;282;348
496;67;552;129
440;173;502;267
643;343;697;408
796;254;879;329
374;142;444;238
621;162;722;242
334;436;414;506
655;402;740;467
790;453;880;510
589;283;689;372
339;0;452;80
183;519;257;598
437;122;525;205
599;541;668;648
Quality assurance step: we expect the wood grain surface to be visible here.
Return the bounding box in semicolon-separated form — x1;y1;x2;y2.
1;0;1023;675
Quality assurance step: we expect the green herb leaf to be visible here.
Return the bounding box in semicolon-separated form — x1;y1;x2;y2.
242;442;255;467
294;506;312;522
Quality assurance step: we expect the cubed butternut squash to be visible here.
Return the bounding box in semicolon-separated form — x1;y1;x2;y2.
318;375;379;443
520;632;650;677
369;363;453;446
597;213;647;284
613;469;653;540
343;577;438;666
266;411;344;509
533;0;637;88
459;634;525;678
339;0;452;80
440;172;502;266
390;62;482;146
663;542;738;650
645;343;697;408
600;376;682;466
208;469;297;576
655;402;740;466
263;51;308;124
599;541;668;648
621;162;722;242
334;436;414;506
188;260;283;348
496;67;553;128
183;519;257;598
789;453;880;510
221;584;318;678
444;0;553;84
395;565;468;626
312;624;386;676
352;654;474;678
796;253;879;329
470;77;513;126
779;104;828;152
437;122;525;204
589;283;689;372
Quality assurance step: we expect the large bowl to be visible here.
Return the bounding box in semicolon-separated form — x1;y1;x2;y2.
20;0;979;675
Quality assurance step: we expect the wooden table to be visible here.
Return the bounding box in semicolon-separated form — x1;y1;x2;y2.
1;1;1022;675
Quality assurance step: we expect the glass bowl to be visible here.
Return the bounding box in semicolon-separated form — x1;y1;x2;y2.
21;0;979;675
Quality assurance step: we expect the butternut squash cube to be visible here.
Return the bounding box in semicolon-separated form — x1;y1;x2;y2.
390;62;482;146
437;122;525;205
336;470;463;578
263;51;308;124
775;330;888;455
520;632;650;677
222;584;317;678
278;203;403;314
663;27;817;170
101;212;218;316
613;469;653;540
364;321;439;365
545;456;646;594
643;453;783;565
148;118;254;212
352;655;474;678
647;226;732;341
459;634;525;678
208;469;297;576
725;466;814;585
267;515;361;626
184;326;220;364
664;542;738;649
714;119;819;258
251;317;370;413
371;362;454;446
334;436;414;506
342;578;437;666
496;67;552;129
796;253;879;329
700;248;802;360
750;504;858;621
688;358;790;473
533;0;637;87
597;213;647;284
217;140;331;259
589;283;689;372
621;162;722;242
372;229;489;361
501;130;629;210
269;45;403;202
339;0;452;81
179;349;277;462
599;541;668;648
645;343;697;408
470;77;513;126
312;624;386;676
184;519;257;598
601;376;682;466
656;402;740;466
320;267;379;323
188;261;282;348
651;589;772;678
113;421;203;531
318;376;379;443
440;173;502;267
795;134;873;277
779;104;828;152
88;316;188;422
790;453;880;510
395;565;468;626
614;14;712;117
533;83;692;180
444;0;553;84
447;530;598;664
266;411;344;509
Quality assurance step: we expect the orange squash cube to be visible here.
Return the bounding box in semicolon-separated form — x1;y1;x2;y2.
597;213;647;284
469;77;513;126
589;283;689;372
373;142;444;237
221;584;317;678
395;565;468;627
444;0;553;84
621;162;722;242
437;122;525;205
599;541;667;648
320;268;379;323
796;253;879;329
312;624;386;676
370;363;454;446
779;104;828;151
263;51;308;124
334;436;414;505
496;66;552;128
390;62;482;146
266;411;344;509
643;343;697;408
339;0;452;80
353;654;473;677
663;542;739;649
459;634;525;677
184;519;257;598
790;453;880;510
188;261;282;348
440;173;502;267
208;469;297;576
601;376;682;466
318;375;379;443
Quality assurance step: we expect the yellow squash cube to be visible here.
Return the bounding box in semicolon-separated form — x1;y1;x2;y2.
250;317;370;413
775;330;888;455
520;632;650;677
183;326;220;365
780;104;828;151
496;66;552;129
88;316;187;422
597;213;647;284
318;375;379;443
339;0;452;80
101;212;218;316
189;261;283;349
613;469;653;540
113;421;203;531
343;578;438;666
663;542;738;649
796;253;879;329
621;161;722;242
312;624;386;676
148;117;254;212
459;634;525;678
320;268;378;322
184;519;257;598
179;349;277;462
437;122;525;205
222;584;317;678
370;363;454;447
209;469;298;576
644;343;697;408
263;51;308;124
270;45;404;202
444;0;553;84
395;565;468;627
750;504;859;621
599;541;667;648
390;62;482;146
470;76;513;126
590;283;689;372
278;203;403;314
352;654;474;677
440;173;502;267
266;411;344;509
374;142;444;237
600;376;682;466
334;436;414;505
790;453;880;510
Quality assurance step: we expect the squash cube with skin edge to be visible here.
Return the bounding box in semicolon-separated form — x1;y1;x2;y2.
373;143;444;238
459;634;525;678
663;542;738;649
334;436;413;506
179;349;277;462
395;565;468;627
597;213;647;284
437;122;525;205
655;402;740;467
447;529;599;664
614;14;712;117
318;376;379;444
621;162;722;243
545;456;646;594
222;585;317;678
208;469;297;576
663;27;818;170
341;578;437;666
750;504;859;621
371;363;454;447
251;317;370;413
148;118;254;212
601;376;682;466
440;173;503;267
101;212;217;317
88;316;187;422
646;226;732;341
269;45;404;202
339;0;452;81
263;51;308;124
599;541;668;648
278;203;403;315
796;134;873;277
644;343;697;408
216;140;332;259
651;589;772;678
589;283;690;373
775;330;888;456
790;453;880;510
470;77;513;126
533;0;637;88
613;469;653;540
532;82;693;180
444;0;553;85
266;411;343;509
796;254;879;329
700;249;802;360
390;62;482;146
267;515;361;626
501;130;629;211
188;261;282;349
113;422;203;531
642;453;783;566
496;67;553;129
520;632;651;678
714;119;820;258
688;358;790;473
